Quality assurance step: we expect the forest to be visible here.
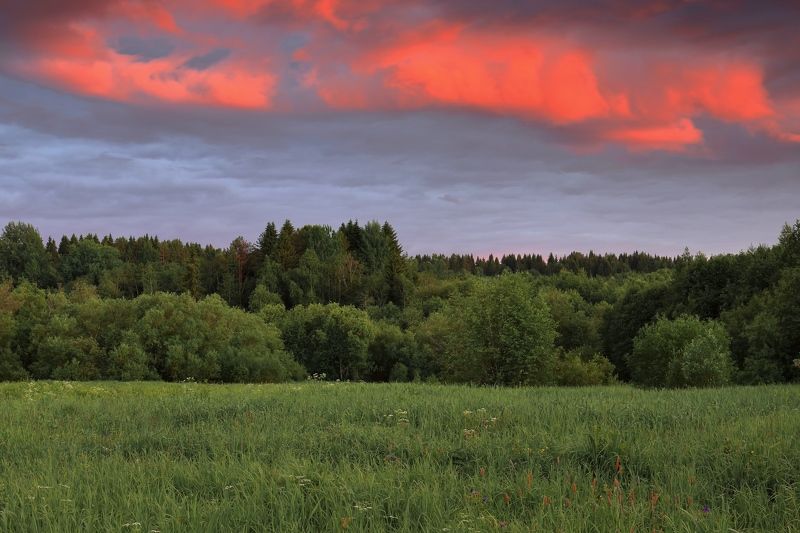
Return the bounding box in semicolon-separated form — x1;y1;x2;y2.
1;219;798;387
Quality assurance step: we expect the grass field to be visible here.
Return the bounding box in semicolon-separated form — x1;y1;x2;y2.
0;382;798;532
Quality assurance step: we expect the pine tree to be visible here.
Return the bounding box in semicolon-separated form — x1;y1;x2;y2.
257;222;278;259
277;220;298;270
383;222;406;306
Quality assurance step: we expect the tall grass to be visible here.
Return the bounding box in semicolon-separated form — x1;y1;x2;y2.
0;381;798;531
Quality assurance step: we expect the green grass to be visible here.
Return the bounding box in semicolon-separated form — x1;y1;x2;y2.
0;382;799;532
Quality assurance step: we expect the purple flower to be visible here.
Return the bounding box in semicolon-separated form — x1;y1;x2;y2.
702;505;710;514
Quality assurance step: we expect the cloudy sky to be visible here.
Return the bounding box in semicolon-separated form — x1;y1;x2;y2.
1;0;799;256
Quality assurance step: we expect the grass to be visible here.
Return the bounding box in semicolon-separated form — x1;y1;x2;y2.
0;381;799;532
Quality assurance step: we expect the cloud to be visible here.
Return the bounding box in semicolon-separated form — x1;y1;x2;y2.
17;53;276;109
0;0;798;151
113;35;175;61
1;70;799;256
606;119;703;152
183;48;232;70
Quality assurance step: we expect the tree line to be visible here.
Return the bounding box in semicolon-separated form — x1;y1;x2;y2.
1;219;798;387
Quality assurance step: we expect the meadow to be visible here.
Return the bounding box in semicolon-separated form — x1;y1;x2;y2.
0;382;798;532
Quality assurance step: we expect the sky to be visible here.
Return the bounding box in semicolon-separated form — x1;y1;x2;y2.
1;0;799;257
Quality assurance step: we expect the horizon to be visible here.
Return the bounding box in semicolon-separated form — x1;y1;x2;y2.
4;216;792;261
2;1;799;255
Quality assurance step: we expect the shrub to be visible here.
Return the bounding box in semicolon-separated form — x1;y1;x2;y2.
554;352;616;386
388;362;409;382
0;311;26;381
367;323;417;381
629;315;732;388
432;274;557;386
678;330;733;387
280;303;375;380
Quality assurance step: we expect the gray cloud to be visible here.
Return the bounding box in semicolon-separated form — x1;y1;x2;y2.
182;49;232;71
113;35;175;62
1;72;798;257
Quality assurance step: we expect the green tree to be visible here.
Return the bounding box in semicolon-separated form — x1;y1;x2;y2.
439;275;557;385
60;239;122;284
367;322;417;381
629;315;732;388
281;303;375;380
277;220;299;270
0;222;49;285
778;219;800;266
257;222;279;259
738;268;800;383
601;279;672;379
0;282;26;380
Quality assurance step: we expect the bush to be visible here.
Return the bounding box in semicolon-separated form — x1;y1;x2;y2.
431;274;557;385
135;293;301;383
629;315;732;388
0;289;304;383
367;323;418;381
679;331;733;387
0;311;26;381
280;303;375;380
388;362;409;382
107;334;158;381
554;352;616;386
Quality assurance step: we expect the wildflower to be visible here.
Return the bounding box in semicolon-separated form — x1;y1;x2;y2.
564;498;571;508
649;492;660;509
503;493;511;505
570;482;577;494
463;429;477;439
615;455;621;473
526;471;533;489
477;408;487;414
542;495;551;506
463;410;473;417
499;521;508;528
479;467;486;477
702;505;710;514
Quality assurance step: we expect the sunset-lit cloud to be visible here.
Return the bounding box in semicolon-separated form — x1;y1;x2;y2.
1;0;797;150
16;45;276;109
